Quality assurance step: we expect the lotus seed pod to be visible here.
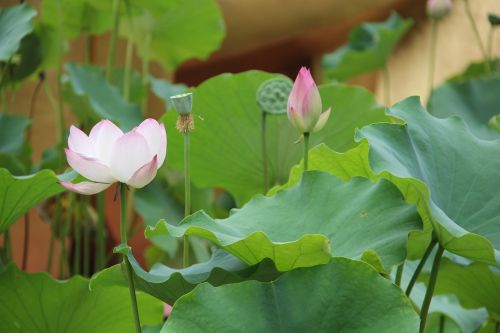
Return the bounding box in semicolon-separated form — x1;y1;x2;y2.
170;92;193;115
256;77;293;115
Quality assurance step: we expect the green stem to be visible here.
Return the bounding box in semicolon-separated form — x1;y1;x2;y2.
58;204;65;278
261;112;269;193
463;0;490;72
406;239;437;296
43;79;64;168
84;34;91;65
95;192;106;271
9;89;16;114
22;213;30;270
141;33;151;113
83;197;90;277
1;90;6;113
303;132;310;171
55;0;65;168
106;0;121;81
419;245;445;333
60;193;73;278
183;131;191;268
439;315;445;333
123;0;134;101
382;66;390;106
47;197;62;272
3;230;12;262
73;196;82;275
123;38;133;101
428;20;438;99
395;264;404;287
120;184;142;333
47;228;55;272
495;321;499;333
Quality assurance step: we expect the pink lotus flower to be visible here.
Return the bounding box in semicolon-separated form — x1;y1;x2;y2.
426;0;452;20
287;67;331;134
60;119;166;195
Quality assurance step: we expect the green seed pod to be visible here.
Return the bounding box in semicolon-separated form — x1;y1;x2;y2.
170;92;193;115
256;77;293;115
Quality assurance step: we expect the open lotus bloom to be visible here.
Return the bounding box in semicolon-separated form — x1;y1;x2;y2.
60;119;167;195
287;67;331;134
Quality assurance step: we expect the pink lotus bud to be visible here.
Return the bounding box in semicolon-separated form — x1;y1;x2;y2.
287;67;331;133
426;0;452;20
60;119;167;195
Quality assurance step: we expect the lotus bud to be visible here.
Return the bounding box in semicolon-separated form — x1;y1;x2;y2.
426;0;452;21
60;119;167;195
171;93;194;133
287;67;331;134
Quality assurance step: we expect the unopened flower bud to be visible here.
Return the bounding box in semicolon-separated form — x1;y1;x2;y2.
426;0;452;21
287;67;331;134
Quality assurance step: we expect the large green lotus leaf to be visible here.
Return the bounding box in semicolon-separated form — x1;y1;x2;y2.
0;4;36;61
274;99;500;265
91;247;279;305
0;113;30;155
0;264;163;333
268;142;431;260
322;12;412;81
120;0;225;70
432;258;500;321
162;71;388;205
357;97;500;264
41;0;113;39
0;168;64;233
161;258;420;332
428;76;500;140
64;62;142;131
147;171;421;272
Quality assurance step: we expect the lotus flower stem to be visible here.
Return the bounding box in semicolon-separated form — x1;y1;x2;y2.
427;21;438;99
439;315;445;333
95;192;106;271
21;214;29;270
2;229;12;262
141;33;152;113
59;193;73;278
395;264;404;286
419;244;444;333
72;198;82;275
120;184;142;333
382;66;391;106
303;132;310;171
123;38;133;101
83;200;90;277
495;321;499;333
183;131;191;268
405;239;437;296
463;0;490;72
106;0;122;81
261;112;269;193
123;2;134;101
83;34;91;65
46;198;62;272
